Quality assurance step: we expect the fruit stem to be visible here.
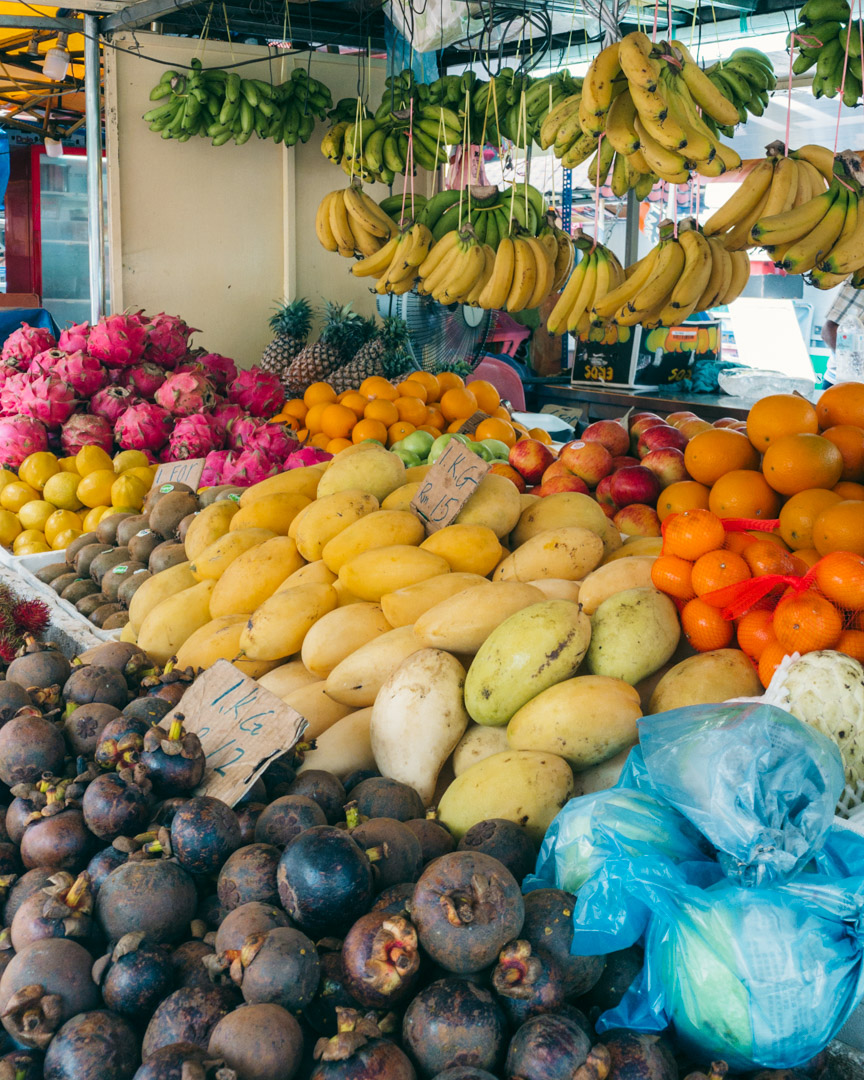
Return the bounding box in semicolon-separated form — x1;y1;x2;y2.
168;719;184;741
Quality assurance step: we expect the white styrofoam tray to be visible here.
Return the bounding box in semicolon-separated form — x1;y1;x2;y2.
8;550;120;641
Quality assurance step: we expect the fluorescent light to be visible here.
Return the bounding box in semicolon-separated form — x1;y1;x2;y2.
43;33;70;81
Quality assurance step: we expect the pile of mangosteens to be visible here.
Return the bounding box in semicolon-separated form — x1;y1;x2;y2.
0;634;832;1080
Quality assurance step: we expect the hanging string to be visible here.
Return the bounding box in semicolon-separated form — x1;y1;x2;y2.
834;18;855;153
592;133;605;250
221;2;235;63
196;2;214;63
399;99;416;227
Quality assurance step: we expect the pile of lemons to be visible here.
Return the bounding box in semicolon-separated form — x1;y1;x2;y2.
0;447;155;556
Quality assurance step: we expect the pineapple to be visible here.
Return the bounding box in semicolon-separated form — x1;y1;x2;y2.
259;298;313;383
329;316;414;393
283;301;370;397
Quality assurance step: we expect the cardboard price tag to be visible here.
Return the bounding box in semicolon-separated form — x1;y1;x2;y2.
457;410;489;436
167;660;307;807
410;441;490;534
153;457;205;491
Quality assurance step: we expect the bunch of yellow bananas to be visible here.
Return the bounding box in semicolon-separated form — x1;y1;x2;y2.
703;143;831;250
350;222;434;295
315;182;396;258
547;238;625;336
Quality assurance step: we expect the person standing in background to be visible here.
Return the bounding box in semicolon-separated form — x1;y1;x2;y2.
821;281;864;388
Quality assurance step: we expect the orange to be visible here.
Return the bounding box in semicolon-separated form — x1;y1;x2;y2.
494;406;512;421
310;432;331;450
529;428;552;444
360;375;398;401
418;425;442;437
746;393;819;450
723;532;756;556
762;433;844;495
680;597;734;651
326;437;353;454
813;550;864;610
339;392;369;419
488;462;526;491
684;428;760;486
440;387;479;422
778;488;843;550
821;424;864;482
759;640;790;688
296;428;308;443
813;500;864;556
691;549;751;596
657;481;711;522
741;538;800;578
405;370;440;401
816;381;864;428
679;418;714;439
834;481;864;500
838;630;864;663
736;609;777;661
748;530;789;550
320;403;357;440
773;591;842;653
436;371;465;393
468;379;501;414
351;418;388;444
448;419;466;433
708;470;781;520
304;402;329;434
282;398;308;422
364;398;400;427
794;547;821;568
650;554;695;601
427;407;446;431
397;379;428;402
388;421;416;445
475;417;517;447
394;396;429;427
303;382;337;408
663;508;726;560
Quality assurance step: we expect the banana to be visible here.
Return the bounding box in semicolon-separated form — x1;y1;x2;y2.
714;142;742;172
696;236;730;309
674;42;741;125
343;183;393;239
695;156;727;179
669;226;713;309
465;246;496;306
810;267;850;289
611;151;630;197
379;233;415;288
315;192;339;252
586;136;616;187
662;75;714;160
592;246;658;320
349;216;385;258
479;237;516;310
628;147;651;173
627;79;669;124
618;32;662;92
633;117;689;183
321;121;349;163
525;236;555;309
821;193;864;272
627;238;686;316
569;249;603;332
605;90;641;155
790;143;835;180
351;232;401;277
751;184;837;245
540;94;581;149
417;228;461;281
761;155;800;217
506;236;538;313
552;231;575;292
555;108;586;154
561;133;600;169
780;186;847;273
581;42;623;129
547;253;588;334
794;158;826;198
634;170;658;199
791;159;813;206
363;127;386;173
441;241;486;303
703;157;775;235
718;249;751;304
636;82;689;152
329;191;356;255
723;182;772;251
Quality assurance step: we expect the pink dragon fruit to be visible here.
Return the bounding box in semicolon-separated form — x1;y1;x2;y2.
30;349;108;398
87;313;147;368
246;423;299;461
17;373;77;429
210;402;247;436
195;352;238;390
1;324;56;367
0;415;48;468
114;403;173;451
154;371;217;417
91;385;136;424
285;446;332;469
165;414;223;461
57;321;90;354
143;313;198;369
221;448;280;486
226;368;285;418
124;362;167;399
0;372;30;416
172;360;206;376
200;449;235;487
226;414;261;451
60;413;113;456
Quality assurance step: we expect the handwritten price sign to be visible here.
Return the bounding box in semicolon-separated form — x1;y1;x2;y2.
153;457;206;491
167;660;307;806
411;441;490;534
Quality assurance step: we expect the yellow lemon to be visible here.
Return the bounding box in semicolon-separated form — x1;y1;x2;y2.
15;540;50;555
18;452;59;492
76;445;114;477
77;469;116;508
113;450;150;473
58;457;81;474
42;472;82;511
111;474;148;511
45;509;83;546
51;527;81;550
13;529;46;553
82;505;113;532
110;505;138;515
0;510;21;547
0;482;39;513
17;500;55;532
123;466;155;488
0;469;17;491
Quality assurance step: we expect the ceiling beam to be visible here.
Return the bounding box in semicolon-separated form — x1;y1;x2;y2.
0;15;82;32
101;0;203;33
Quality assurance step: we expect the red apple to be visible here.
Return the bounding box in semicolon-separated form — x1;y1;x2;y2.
641;447;690;488
534;475;591;497
581;419;630;457
600;502;617;519
614;503;662;537
637;424;688;458
629;415;667;453
667;411;697;429
629;411;662;429
488;461;527;493
611;455;640;471
541;460;574;484
595;474;619;511
508;438;556;485
731;421;749;432
610;465;662;508
559;440;614;488
713;417;740;428
679;418;714;439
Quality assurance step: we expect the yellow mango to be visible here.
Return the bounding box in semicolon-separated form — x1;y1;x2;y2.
578;556;657;615
454;473;521;539
278;560;337;590
137;579;215;666
297;708;374;778
128;560;196;634
338;545;450;602
321;510;425;573
526;578;582;603
405;465;433;482
334;580;364;606
281;681;354;740
183;502;239;561
190;528;276;581
301;603;392;679
325;626;424;706
380;572;487;628
228;493;311;535
293;490;379;561
257;659;319;697
209;535;305;617
413;581;545;654
239;583;338;661
511;491;608;547
316;447;406;503
381;483;421;512
601;536;664;564
175;615;280;679
420;524;501;576
239;465;325;506
452;724;510;776
494;527;604;582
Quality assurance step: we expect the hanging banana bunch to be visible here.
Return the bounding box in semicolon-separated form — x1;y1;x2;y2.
315;181;396;258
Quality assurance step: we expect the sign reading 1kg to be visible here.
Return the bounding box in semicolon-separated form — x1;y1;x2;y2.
410;440;491;534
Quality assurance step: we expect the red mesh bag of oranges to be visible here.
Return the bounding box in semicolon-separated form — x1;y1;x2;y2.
651;507;864;689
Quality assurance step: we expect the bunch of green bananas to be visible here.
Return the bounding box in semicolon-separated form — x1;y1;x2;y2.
414;183;548;250
143;61;332;146
703;47;777;128
789;0;862;105
379;192;428;226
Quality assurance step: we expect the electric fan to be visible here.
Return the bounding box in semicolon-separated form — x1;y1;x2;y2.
376;292;494;372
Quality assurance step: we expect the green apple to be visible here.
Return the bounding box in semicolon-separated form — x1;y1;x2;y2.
468;441;494;462
392;446;422;467
481;438;512;460
402;429;435;458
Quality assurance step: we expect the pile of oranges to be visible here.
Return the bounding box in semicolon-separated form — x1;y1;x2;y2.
651;507;864;688
267;371;548;455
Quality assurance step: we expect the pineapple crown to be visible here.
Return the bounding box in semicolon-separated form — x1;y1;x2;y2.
269;298;313;339
377;317;414;378
320;302;375;361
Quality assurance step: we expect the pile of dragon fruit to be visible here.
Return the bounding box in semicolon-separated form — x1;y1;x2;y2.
0;313;331;485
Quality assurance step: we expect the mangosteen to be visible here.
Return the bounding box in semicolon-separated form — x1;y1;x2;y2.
412;852;524;974
230;927;320;1013
403;979;508;1076
84;642;155;684
0;1049;43;1080
142;986;236;1058
236;803;265;846
304;943;366;1037
10;870;93;952
0;710;65;786
6;642;70;692
0;841;17;878
350;818;422;892
341;911;421;1009
343;768;379;793
20;802;94;872
208;1002;304;1080
277;826;373;936
0;683;32;727
217;843;280;910
63;702;120;757
129;1042;217;1080
86;845;127;892
521;889;605;1000
430;1071;499;1080
170;797;241;876
505;1016;608;1080
214;902;292;956
312;1008;415;1080
122;696;173;725
579;945;643;1014
404;818;455;864
350;777;425;822
372;883;414;917
286;771;347;825
96;858;197;944
171;939;215;991
0;938;99;1048
599;1031;676;1080
82;765;152;840
5;795;35;845
42;1009;138;1080
63;666;129;714
197;893;227;933
262;757;298;799
139;718;205;795
3;867;55;926
254;794;326;847
95;715;150;770
457;819;537;883
491;940;568;1025
94;932;174;1018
